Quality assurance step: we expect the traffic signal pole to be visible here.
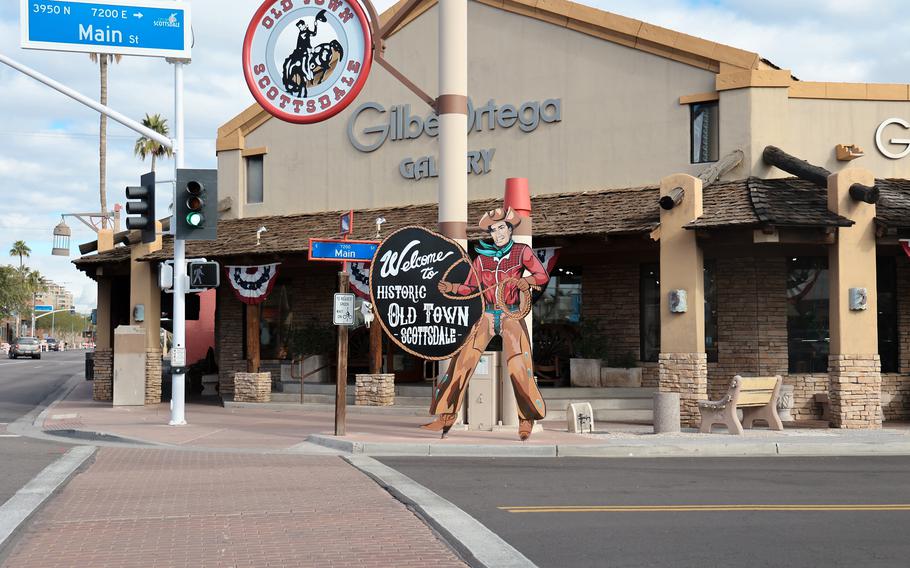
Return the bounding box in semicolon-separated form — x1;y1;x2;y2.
170;60;187;426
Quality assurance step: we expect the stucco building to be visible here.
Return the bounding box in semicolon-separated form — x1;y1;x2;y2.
76;0;910;428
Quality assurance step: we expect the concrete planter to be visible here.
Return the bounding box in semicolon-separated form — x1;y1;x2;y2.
600;367;642;388
570;358;603;387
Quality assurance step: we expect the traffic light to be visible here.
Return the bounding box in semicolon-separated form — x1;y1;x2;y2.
125;171;156;243
175;168;217;240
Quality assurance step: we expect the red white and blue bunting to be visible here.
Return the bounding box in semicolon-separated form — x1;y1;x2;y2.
533;247;561;275
225;263;281;305
347;262;371;300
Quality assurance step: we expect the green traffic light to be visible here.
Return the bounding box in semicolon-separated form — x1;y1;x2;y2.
186;211;204;227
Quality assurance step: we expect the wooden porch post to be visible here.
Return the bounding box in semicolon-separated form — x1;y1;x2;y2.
246;303;260;373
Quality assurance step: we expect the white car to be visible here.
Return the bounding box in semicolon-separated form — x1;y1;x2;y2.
0;342;9;354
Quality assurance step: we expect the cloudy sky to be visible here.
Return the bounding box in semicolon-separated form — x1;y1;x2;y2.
1;0;908;313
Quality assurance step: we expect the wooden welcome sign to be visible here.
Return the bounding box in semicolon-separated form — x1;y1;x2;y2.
369;226;483;360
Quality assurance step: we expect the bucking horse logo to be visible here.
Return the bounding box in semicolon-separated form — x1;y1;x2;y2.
282;10;345;98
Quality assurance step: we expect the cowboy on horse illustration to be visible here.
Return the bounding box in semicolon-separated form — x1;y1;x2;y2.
282;10;328;97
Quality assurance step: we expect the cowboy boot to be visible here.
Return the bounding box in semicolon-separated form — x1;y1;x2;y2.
420;413;457;437
518;419;534;441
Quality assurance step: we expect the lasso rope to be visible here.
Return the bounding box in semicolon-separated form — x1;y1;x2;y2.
439;257;540;321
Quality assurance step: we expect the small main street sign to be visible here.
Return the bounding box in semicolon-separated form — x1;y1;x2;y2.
333;293;355;326
20;0;192;59
308;239;378;263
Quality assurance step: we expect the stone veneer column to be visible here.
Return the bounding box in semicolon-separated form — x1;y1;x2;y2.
145;347;162;404
827;168;880;429
658;174;706;426
93;348;113;402
659;352;707;425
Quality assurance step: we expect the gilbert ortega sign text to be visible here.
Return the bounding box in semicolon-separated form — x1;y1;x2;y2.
242;0;373;124
370;227;483;360
20;0;191;58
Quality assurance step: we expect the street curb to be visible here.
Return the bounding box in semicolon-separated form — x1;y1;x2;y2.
307;435;910;458
345;455;537;568
0;445;96;553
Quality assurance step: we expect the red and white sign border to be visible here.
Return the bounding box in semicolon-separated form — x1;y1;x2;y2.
242;0;374;124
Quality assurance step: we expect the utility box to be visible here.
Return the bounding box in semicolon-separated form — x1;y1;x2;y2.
113;325;146;406
467;351;499;431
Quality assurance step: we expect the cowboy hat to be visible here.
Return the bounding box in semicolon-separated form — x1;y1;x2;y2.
479;207;521;231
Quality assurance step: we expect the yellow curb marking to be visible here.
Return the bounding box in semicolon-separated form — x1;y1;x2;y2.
499;504;910;513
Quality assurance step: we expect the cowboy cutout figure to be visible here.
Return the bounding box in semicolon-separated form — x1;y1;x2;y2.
423;207;550;441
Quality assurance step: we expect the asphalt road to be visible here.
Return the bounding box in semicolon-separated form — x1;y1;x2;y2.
380;456;910;568
0;350;79;506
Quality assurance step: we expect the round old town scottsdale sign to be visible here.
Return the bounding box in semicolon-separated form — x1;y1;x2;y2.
242;0;374;124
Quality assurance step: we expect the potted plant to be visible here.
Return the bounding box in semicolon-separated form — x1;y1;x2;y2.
600;350;642;388
569;320;609;387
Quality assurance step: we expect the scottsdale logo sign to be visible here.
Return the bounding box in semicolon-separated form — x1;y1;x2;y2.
242;0;373;124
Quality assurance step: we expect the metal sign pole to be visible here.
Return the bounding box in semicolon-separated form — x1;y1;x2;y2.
169;60;187;426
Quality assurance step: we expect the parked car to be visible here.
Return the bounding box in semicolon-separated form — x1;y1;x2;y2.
8;337;41;359
0;342;9;354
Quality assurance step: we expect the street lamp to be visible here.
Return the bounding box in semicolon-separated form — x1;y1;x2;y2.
50;209;120;256
52;218;72;256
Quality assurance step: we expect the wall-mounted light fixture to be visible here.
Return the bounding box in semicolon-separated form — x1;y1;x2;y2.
849;287;868;310
669;289;688;313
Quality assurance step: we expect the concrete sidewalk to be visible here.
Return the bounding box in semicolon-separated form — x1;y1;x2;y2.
30;378;910;458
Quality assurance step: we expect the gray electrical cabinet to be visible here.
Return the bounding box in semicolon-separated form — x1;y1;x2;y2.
466;351;499;430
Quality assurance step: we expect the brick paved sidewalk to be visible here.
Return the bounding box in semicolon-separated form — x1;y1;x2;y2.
2;448;467;568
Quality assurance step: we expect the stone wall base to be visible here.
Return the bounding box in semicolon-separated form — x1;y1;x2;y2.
829;354;881;429
145;348;162;405
92;348;113;402
355;374;395;406
234;372;272;403
659;352;707;427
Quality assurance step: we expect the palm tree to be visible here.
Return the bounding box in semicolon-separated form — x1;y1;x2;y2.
9;240;30;269
89;53;122;229
134;113;173;172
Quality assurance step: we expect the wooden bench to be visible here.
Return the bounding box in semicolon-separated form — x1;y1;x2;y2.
698;375;784;435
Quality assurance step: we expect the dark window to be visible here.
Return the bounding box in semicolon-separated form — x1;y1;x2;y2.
533;266;582;325
259;282;291;360
787;257;829;373
639;263;717;363
640;264;660;362
705;260;718;363
878;256;898;373
690;101;719;163
246;155;264;204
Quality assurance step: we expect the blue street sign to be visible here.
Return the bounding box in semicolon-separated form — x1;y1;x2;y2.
20;0;192;59
309;239;379;263
34;304;54;312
